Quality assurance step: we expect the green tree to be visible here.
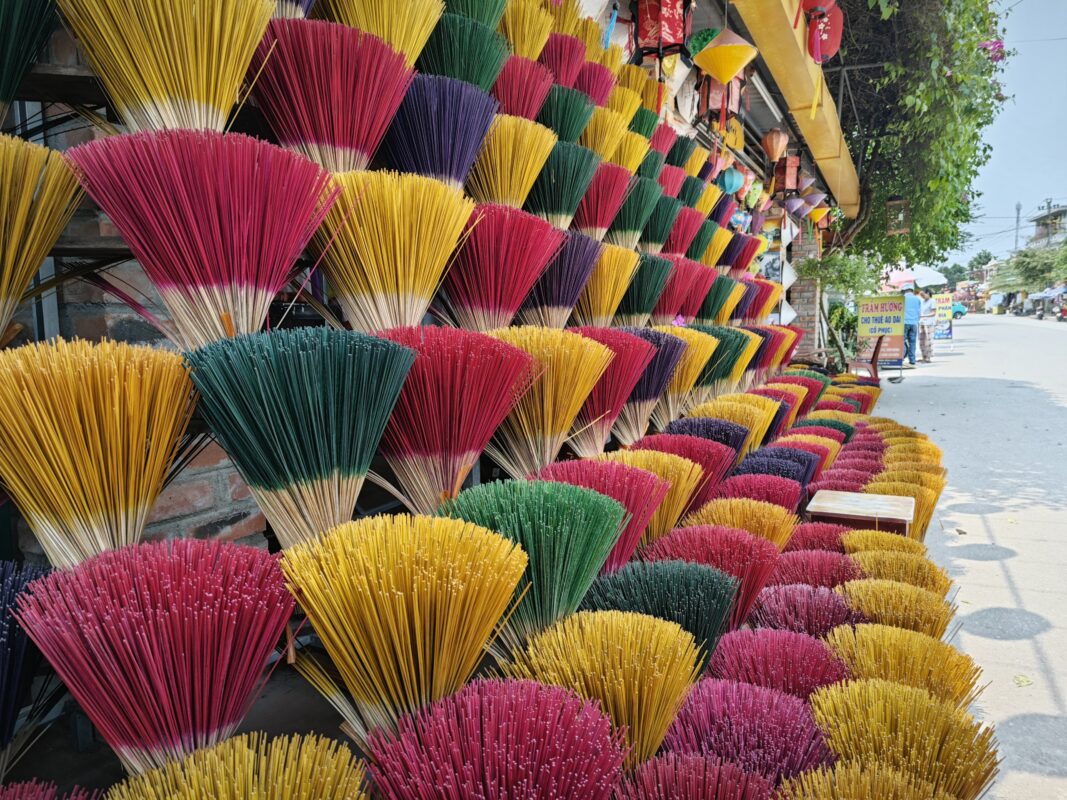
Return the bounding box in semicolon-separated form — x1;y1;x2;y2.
942;263;968;288
968;249;995;275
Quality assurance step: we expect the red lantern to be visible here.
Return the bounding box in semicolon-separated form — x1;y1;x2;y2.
807;5;843;64
631;0;694;61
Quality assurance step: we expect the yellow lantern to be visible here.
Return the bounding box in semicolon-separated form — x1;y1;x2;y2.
693;29;757;128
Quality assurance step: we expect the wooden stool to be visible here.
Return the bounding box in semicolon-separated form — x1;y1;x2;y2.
806;490;915;537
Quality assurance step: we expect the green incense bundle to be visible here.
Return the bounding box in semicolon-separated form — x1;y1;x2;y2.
695;274;740;325
678;176;706;209
629;106;659;139
686;219;716;261
794;417;855;441
524;141;600;229
440;479;625;649
689;324;754;406
636;149;665;181
638;195;683;255
185;328;414;549
444;0;508;27
417;13;509;92
580;559;736;668
1;0;56;119
614;252;672;328
605;175;662;250
665;135;697;168
786;368;834;391
536;85;595;143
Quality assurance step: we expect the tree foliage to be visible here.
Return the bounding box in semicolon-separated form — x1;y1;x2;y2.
796;251;881;296
991;244;1067;292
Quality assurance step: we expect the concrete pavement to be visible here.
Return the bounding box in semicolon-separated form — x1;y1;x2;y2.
877;313;1067;799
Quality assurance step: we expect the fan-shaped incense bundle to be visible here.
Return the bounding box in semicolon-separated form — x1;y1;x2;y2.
849;550;951;596
688;324;756;404
368;680;624;799
716;474;802;513
682;498;797;551
785;522;848;553
0;339;193;568
108;733;366;800
599;449;703;545
665;135;697;167
688;401;765;458
582;561;736;667
609;131;652;174
579;107;630;161
750;583;864;638
505;610;702;767
0;135;82;338
664;679;833;783
492;55;553;118
623;755;774;799
443;480;623;648
837;578;956;638
499;0;552;58
525;141;600;229
649;325;718;429
437;203;565;330
613;253;672;327
15;540;293;774
677;176;705;208
575;62;616;106
629;107;659;139
686;220;716;261
701;224;734;268
684;146;710;177
841;529;928;556
537;33;585;86
537;85;595;142
809;679;999;800
666;417;748;456
649;259;717;325
709;628;849;699
418;13;509;90
56;0;272;131
795;417;853;440
281;515;526;745
632;433;734;510
788;425;846;447
468;115;558;207
541;0;581;34
607;86;643;125
662;207;706;257
778;762;956;800
573;162;632;241
643;525;779;629
186;328;413;548
638;150;667;182
865;480;937;540
640;195;682;253
69;130;335;349
538;460;669;573
572;244;640;326
606;175;662;249
446;0;508;25
317;0;443;65
735;454;808;487
383;75;498;188
769;550;864;589
249;19;412;173
599;41;626;74
568;326;656;456
612;327;685;445
378;326;532;514
487;326;613;476
518;230;602;327
314;170;473;332
0;0;56;121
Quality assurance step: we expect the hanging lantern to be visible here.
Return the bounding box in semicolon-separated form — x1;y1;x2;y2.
807;5;843;64
774;156;799;192
808;204;831;224
631;0;694;62
698;75;741;124
886;196;911;235
717;166;743;194
784;196;806;215
798;171;815;192
693;29;757;128
760;129;789;163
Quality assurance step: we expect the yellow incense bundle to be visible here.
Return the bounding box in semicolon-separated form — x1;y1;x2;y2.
499;0;552;59
579;107;630;160
681;497;797;550
316;0;444;66
467;115;558;208
836;578;956;638
572;244;640;327
596;449;703;545
649;326;719;429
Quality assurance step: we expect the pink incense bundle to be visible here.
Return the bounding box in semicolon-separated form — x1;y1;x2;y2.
806;477;866;494
815;399;857;413
650;257;717;325
0;783;97;800
14;540;293;775
537;33;586;87
650;122;678;155
831;457;883;477
643;525;779;629
772;376;825;415
67;130;335;349
437;204;566;331
249;18;413;173
784;523;848;553
368;679;625;800
709;629;850;700
716;474;802;513
658;164;687;198
632;434;734;510
379;326;534;514
617;754;773;800
662;207;706;257
786;425;846;445
749;584;865;637
822;467;875;485
750;388;798;436
841;437;886;454
768;550;864;589
492;56;554;119
575;62;617;106
568;327;657;457
538;460;669;573
573;162;632;241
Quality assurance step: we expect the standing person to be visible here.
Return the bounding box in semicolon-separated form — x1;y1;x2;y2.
902;285;920;368
919;290;936;363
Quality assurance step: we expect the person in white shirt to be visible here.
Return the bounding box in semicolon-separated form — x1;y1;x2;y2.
918;290;937;363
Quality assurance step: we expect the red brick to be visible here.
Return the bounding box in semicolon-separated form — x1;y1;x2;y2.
149;478;217;524
189;442;231;471
228;471;251;502
193;510;267;543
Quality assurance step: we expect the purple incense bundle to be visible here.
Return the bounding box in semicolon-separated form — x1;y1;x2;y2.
749;583;865;637
710;195;739;228
517;230;603;328
666;417;748;456
709;628;850;699
611;327;687;446
735;455;807;486
751;447;819;487
617;753;773;800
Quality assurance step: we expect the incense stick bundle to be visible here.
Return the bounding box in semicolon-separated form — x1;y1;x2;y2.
573;161;632;241
0;339;194;568
750;583;864;638
649;259;717;325
537;33;586;87
383;74;499;189
639;152;666;181
769;551;864;589
579;107;630;160
108;733;366;800
682;497;798;552
618;755;774;800
629;107;659;138
613;253;672;327
418;13;509;91
504;610;702;767
779;763;956;800
613;327;686;445
524;141;600;229
572;244;640;326
0;0;57;122
249;19;413;173
685;220;716;261
498;0;552;59
467;115;558;207
15;540;293;774
492;55;554;119
68;130;335;349
688;324;757;407
437;203;565;330
575;62;616;106
657;165;687;199
598;450;703;544
709;628;849;699
442;480;625;647
662;207;707;256
606;86;642;125
666;417;748;456
632;433;735;510
537;84;595;142
186;328;414;549
378;326;532;513
446;0;508;26
568;326;656;456
0;136;82;339
599;41;625;73
541;0;581;34
518;230;602;327
317;0;444;65
282;515;526;746
56;0;272;131
836;579;956;638
314;170;474;332
649;325;718;429
605;176;663;250
486;326;613;476
665;135;697;168
609;131;652;174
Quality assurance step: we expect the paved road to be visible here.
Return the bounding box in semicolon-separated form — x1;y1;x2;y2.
877;313;1067;799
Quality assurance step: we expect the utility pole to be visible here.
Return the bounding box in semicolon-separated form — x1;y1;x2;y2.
1014;201;1022;252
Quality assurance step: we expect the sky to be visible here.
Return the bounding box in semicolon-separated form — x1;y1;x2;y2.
948;0;1067;267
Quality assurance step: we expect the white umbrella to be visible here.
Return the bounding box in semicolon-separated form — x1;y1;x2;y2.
912;265;948;287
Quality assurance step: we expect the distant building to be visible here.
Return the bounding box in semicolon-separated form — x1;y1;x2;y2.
1027;205;1067;249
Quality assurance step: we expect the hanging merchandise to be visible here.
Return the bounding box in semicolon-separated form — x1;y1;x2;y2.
717;167;743;195
630;0;693;63
775;155;800;192
692;29;757;128
796;1;844;119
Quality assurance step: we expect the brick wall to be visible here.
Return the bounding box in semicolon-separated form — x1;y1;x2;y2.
787;236;824;354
